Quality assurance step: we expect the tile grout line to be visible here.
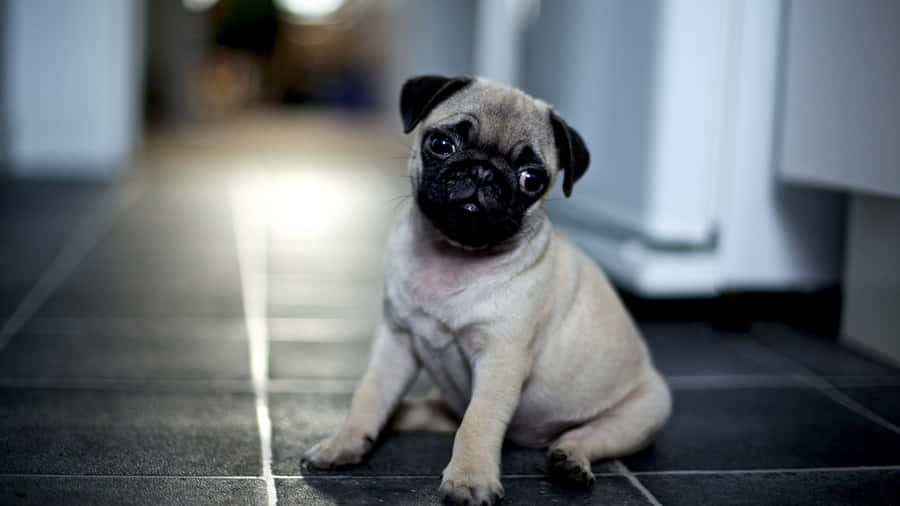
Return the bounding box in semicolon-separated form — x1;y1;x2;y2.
729;336;900;437
5;464;900;481
0;474;265;480
800;376;900;437
231;183;278;506
274;474;547;480
0;377;255;392
0;183;143;352
1;373;897;394
614;460;663;506
0;376;360;394
632;465;900;475
665;374;811;389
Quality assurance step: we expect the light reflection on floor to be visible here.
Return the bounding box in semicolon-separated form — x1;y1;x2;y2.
216;108;409;331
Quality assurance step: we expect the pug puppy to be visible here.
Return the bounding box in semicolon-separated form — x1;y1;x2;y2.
302;75;671;505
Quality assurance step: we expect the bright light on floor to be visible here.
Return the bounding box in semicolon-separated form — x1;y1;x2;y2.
275;0;345;19
182;0;219;12
232;170;361;241
268;173;350;236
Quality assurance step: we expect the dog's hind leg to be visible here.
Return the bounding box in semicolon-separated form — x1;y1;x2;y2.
390;391;460;433
546;368;671;488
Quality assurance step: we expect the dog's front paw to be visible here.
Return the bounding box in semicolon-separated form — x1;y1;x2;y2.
300;431;374;470
439;461;504;505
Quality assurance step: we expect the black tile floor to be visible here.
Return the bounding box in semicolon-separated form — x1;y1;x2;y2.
2;114;900;505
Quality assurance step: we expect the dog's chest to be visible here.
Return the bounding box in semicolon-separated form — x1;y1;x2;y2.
385;245;497;346
410;328;474;415
384;251;499;410
385;269;479;412
384;260;471;349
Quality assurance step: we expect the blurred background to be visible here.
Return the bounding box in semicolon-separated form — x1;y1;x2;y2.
2;0;897;362
1;1;900;504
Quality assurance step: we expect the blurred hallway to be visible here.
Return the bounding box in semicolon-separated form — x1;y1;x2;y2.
1;106;407;363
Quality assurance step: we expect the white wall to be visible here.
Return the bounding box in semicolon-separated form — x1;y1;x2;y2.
3;0;143;179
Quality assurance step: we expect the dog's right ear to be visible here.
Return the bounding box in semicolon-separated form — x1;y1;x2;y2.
400;75;473;134
550;111;590;198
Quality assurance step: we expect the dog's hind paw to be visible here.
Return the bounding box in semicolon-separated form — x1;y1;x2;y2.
546;448;595;490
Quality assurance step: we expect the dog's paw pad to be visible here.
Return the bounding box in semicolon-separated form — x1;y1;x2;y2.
546;449;595;490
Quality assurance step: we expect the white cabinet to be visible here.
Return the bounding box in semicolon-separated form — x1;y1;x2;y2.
779;0;900;198
778;0;900;366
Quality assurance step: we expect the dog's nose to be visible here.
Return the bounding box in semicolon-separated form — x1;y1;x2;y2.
447;178;477;202
445;164;496;203
472;164;494;184
439;163;506;216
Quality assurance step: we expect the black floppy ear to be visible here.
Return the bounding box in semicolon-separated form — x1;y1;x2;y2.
550;111;590;197
400;75;473;134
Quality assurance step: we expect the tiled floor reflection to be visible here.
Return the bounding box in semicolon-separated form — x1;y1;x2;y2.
1;111;899;505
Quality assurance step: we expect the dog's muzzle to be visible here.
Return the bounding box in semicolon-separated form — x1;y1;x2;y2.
417;161;517;248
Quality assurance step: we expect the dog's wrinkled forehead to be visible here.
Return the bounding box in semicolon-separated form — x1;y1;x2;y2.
423;80;556;166
402;75;589;197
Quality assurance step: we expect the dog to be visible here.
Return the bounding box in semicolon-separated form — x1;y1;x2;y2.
301;75;671;505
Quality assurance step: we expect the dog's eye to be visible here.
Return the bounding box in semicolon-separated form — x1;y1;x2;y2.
518;169;547;196
427;133;457;156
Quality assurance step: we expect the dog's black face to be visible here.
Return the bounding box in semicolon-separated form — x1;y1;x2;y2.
415;119;550;248
400;75;590;249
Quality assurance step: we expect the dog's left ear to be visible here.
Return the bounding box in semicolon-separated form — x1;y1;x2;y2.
400;75;473;134
550;111;590;197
